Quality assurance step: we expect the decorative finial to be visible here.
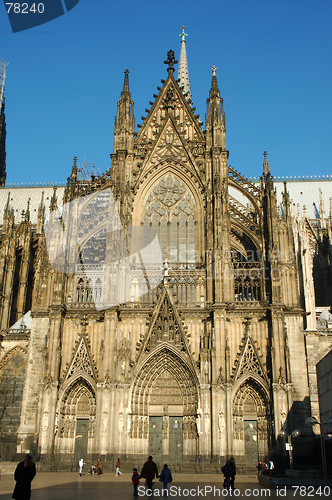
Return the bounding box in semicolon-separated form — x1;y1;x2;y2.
164;49;178;73
210;66;219;96
180;26;188;43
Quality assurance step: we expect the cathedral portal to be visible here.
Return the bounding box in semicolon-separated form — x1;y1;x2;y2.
130;322;199;462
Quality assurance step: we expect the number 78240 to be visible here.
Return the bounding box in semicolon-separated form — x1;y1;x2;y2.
6;3;45;14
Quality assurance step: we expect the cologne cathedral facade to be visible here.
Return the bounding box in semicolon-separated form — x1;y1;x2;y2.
0;35;332;468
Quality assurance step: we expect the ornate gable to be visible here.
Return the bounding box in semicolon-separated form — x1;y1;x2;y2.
136;117;203;185
64;335;97;383
136;74;204;146
233;333;268;383
150;120;188;164
135;285;193;362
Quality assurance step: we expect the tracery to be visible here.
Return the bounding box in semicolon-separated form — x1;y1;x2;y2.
143;173;196;264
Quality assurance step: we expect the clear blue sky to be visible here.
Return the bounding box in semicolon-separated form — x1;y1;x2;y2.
1;0;331;185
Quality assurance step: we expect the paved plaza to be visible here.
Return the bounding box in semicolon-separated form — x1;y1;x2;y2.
0;472;331;500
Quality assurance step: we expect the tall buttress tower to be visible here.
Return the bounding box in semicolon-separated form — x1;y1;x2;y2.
0;59;8;186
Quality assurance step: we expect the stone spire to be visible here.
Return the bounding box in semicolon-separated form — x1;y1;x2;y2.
37;191;44;233
122;68;130;96
263;151;270;177
319;188;326;228
0;60;7;186
177;26;191;100
0;100;6;187
210;65;219;99
3;191;10;231
206;66;226;150
50;186;58;213
113;69;135;152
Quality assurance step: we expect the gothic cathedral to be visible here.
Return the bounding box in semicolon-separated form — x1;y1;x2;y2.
0;32;332;468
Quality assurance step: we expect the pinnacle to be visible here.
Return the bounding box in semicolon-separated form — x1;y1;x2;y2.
210;65;220;98
263;151;270;176
122;69;130;96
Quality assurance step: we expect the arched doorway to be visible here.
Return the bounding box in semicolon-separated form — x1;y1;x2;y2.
57;377;96;463
130;346;198;465
233;378;270;465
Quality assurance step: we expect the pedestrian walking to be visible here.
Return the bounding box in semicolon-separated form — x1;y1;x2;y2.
132;468;141;497
97;458;103;475
12;454;36;500
115;457;122;476
228;457;236;489
159;463;172;497
78;458;85;476
141;455;159;496
268;460;274;476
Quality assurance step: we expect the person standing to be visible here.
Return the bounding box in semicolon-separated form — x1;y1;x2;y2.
12;454;36;500
221;459;230;489
132;468;141;497
228;457;236;489
140;456;159;496
115;457;122;476
159;464;172;497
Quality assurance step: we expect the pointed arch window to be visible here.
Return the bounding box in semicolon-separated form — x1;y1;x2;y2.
0;350;27;434
143;174;196;264
76;275;103;304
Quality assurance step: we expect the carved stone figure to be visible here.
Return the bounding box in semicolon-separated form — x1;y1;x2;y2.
204;413;210;434
118;413;124;435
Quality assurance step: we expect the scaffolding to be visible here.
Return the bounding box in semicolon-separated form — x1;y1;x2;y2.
77;161;101;184
0;58;8;113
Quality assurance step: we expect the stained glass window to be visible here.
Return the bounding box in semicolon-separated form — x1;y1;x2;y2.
143;174;195;264
0;350;27;434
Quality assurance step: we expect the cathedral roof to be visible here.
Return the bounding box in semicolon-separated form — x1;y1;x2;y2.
0;177;330;226
0;185;65;225
230;178;332;220
273;179;332;219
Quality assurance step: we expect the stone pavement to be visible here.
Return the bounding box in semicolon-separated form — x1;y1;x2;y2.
0;472;331;499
